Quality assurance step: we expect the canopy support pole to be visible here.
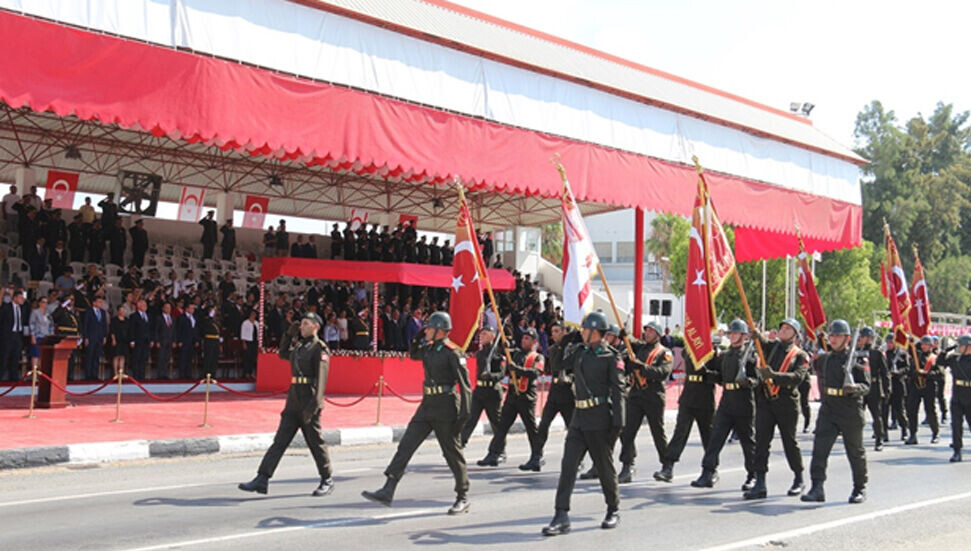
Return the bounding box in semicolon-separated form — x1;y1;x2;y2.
633;207;644;338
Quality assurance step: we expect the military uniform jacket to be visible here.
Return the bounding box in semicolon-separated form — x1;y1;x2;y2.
564;341;626;430
474;344;505;395
279;335;330;421
887;348;910;395
939;352;971;398
863;345;890;399
53;307;79;337
678;350;718;408
507;346;544;400
547;331;582;397
711;345;758;416
410;336;471;420
815;348;870;413
908;350;941;391
755;337;809;404
201;318;220;343
625;339;672;398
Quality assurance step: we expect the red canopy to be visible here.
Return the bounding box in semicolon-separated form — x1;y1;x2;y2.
260;257;516;290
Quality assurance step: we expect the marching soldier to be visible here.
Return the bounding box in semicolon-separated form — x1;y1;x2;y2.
618;321;672;484
477;328;545;471
362;312;472;515
933;336;948;424
536;322;579;460
659;335;717;482
239;312;334;497
885;335;910;441
859;327;890;451
938;334;971;462
802;319;870;504
746;318;809;500
542;311;626;536
905;336;940;444
692;319;757;490
460;326;505;453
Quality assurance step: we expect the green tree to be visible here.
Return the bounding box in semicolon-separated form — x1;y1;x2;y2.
814;240;886;325
925;255;971;315
646;214;681;292
540;222;562;265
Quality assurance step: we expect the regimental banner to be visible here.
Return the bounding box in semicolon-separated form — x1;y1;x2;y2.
243;195;269;229
684;186;715;366
398;213;418;230
909;250;931;338
448;194;486;350
884;224;913;347
557;165;600;327
45;170;78;209
797;237;827;339
349;208;369;231
176;185;206;222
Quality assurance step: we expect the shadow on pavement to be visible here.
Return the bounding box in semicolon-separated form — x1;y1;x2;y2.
406;515;598;545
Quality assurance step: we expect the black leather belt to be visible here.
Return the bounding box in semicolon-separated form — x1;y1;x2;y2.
575;397;605;409
424;385;454;396
826;388;845;396
724;382;741;390
687;374;705;383
477;380;500;388
291;377;309;384
955;379;970;387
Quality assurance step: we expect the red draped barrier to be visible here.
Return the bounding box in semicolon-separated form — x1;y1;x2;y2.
260;257;515;289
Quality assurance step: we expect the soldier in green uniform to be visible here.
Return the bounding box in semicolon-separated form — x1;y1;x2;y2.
53;295;80;337
885;335;910;441
362;312;472;515
460;326;505;453
659;334;717;482
859;326;890;451
618;321;672;484
239;312;334;497
543;311;626;536
802;319;870;504
905;336;940;444
746;318;809;500
939;334;971;462
477;328;544;471
692;319;757;490
536;322;579;461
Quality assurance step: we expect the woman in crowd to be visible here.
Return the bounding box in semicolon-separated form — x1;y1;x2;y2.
28;297;53;373
108;306;130;377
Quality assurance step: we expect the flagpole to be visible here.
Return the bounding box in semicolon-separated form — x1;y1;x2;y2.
595;263;636;358
795;224;828;352
885;221;921;369
693;156;767;368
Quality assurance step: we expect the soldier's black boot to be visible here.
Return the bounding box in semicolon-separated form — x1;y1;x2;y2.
476;452;501;467
889;421;898;431
950;449;962;463
578;464;600;480
740;472;756;492
905;434;918;445
362;476;398;507
448;493;470;515
743;473;767;500
518;455;544;472
691;469;718;488
238;474;268;495
312;477;335;497
848;486;866;504
787;472;805;496
652;462;673;483
601;508;619;529
930;433;940;444
618;462;635;484
542;509;571;536
803;418;810;433
800;480;825;502
875;436;884;452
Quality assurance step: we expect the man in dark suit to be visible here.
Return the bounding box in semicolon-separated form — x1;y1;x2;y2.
108;217;126;267
403;309;423;344
27;236;48;282
176;303;199;379
82;296;109;380
98;192;119;230
154;302;177;379
128;299;152;380
129;219;149;268
49;239;70;283
199;210;218;260
0;290;27;381
220;219;236;261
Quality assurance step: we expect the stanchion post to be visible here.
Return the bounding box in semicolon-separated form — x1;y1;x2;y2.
110;370;125;423
199;373;212;428
24;366;38;419
374;375;384;426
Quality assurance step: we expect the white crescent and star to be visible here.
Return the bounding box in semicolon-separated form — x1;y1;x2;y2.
692;269;706;287
452;239;480;291
689;227;703;251
891;266;908;297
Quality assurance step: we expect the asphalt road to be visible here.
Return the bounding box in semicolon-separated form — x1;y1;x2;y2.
1;417;969;551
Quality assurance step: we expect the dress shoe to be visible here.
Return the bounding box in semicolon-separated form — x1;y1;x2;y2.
312;477;335;497
518;455;544;472
542;509;571;536
874;441;884;452
362;476;398;507
743;473;767;500
448;494;470;515
930;435;940;444
905;435;918;445
740;472;756;492
801;481;825;502
787;472;805;496
476;452;501;467
238;474;268;495
652;462;673;483
690;469;718;488
601;509;619;529
950;450;962;463
579;465;600;480
618;463;635;484
848;486;866;504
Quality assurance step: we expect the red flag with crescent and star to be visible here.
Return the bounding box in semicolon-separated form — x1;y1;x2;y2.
797;236;826;340
684;181;715;366
884;224;912;347
45;170;78;209
448;192;486;351
909;249;931;338
242;195;269;229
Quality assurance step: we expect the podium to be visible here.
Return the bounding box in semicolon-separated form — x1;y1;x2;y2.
37;336;77;409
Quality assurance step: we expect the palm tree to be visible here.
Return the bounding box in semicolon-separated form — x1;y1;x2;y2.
646;215;679;292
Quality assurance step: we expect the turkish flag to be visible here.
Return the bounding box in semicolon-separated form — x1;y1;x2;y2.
448;195;485;351
398;214;418;230
177;185;206;222
684;184;715;366
797;238;826;339
884;225;912;346
909;252;931;337
243;195;269;229
45;170;78;209
349;208;369;231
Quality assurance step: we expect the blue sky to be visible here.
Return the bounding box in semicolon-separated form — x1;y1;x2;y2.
450;0;970;149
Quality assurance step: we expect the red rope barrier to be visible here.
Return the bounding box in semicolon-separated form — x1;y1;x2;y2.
324;382;378;408
36;372;115;397
212;380;289;398
381;381;423;404
127;376;203;402
0;372;29;397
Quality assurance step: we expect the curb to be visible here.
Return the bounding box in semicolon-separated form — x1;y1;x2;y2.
0;417;568;471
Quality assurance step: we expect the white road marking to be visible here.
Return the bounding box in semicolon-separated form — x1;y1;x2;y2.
0;483;209;508
119;509;438;551
698;490;971;551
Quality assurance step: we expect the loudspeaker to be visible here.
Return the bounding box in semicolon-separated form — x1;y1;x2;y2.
117;170;161;216
661;300;672;316
649;300;660;315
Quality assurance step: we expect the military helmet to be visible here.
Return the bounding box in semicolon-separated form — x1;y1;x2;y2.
829;319;851;336
643;321;663;337
958;334;971;347
581;310;610;332
727;319;748;334
522;327;538;340
780;317;802;334
859;326;876;338
919;335;934;346
426;311;452;331
607;323;620;336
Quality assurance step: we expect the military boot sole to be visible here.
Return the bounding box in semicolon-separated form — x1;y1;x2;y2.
578;471;600;480
312;484;335;497
238;483;268;495
447;501;470;515
361;490;392;507
743;490;767;500
542;524;571;536
787;484;805;497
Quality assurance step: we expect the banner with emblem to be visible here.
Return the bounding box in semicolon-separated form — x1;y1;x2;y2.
176;185;206;222
683;181;716;366
557;164;600;327
909;248;931;338
242;194;269;229
797;235;827;339
884;223;912;347
398;213;418;230
348;208;369;231
448;189;486;350
45;170;79;209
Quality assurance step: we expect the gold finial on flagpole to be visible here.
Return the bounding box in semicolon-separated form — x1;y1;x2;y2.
692;155;703;174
